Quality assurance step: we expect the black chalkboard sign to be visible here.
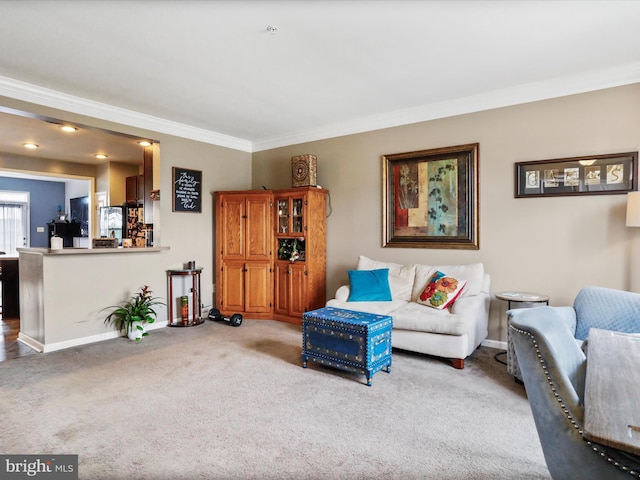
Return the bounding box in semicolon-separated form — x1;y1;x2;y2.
172;167;202;213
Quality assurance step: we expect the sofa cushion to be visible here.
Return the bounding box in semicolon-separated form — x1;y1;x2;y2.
326;298;407;316
392;302;473;335
357;255;416;301
412;263;484;302
347;269;392;302
417;270;466;310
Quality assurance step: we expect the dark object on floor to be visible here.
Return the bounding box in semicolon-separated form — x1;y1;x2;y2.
208;308;242;327
493;350;507;366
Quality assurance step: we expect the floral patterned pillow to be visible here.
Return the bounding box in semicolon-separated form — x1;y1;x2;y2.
417;271;467;310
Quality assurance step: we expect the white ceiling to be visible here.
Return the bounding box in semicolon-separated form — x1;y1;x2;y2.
0;0;639;156
0;108;150;166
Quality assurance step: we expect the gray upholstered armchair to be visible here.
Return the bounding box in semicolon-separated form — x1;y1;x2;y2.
507;286;640;381
510;310;640;479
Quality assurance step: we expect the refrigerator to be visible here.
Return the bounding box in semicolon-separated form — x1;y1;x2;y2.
99;204;145;246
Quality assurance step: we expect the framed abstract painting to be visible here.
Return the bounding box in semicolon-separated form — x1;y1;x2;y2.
382;143;479;249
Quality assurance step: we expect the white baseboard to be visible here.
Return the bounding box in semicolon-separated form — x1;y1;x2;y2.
482;338;507;350
18;333;44;352
18;320;169;353
147;320;168;331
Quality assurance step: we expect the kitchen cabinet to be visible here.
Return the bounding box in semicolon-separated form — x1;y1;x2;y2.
1;258;19;318
126;145;154;225
143;146;154;224
126;175;143;204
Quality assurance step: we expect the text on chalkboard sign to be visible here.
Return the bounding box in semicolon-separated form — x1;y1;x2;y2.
172;167;202;212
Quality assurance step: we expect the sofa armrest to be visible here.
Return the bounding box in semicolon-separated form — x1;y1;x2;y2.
452;291;490;321
450;291;490;345
334;285;350;302
481;273;491;294
451;292;489;316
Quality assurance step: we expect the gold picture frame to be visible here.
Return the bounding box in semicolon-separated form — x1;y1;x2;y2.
382;143;479;249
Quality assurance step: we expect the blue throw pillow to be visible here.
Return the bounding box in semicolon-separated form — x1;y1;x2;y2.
347;269;392;302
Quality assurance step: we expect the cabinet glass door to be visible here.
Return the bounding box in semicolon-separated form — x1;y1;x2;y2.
277;199;288;234
275;195;305;236
291;198;303;234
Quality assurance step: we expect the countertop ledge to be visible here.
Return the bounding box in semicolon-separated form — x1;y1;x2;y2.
18;246;170;255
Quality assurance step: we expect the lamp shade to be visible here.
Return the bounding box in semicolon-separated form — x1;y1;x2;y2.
626;192;640;227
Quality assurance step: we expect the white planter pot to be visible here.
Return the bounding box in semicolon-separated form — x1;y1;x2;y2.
127;322;147;341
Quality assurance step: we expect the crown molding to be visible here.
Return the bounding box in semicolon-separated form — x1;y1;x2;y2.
0;75;253;153
252;62;640;152
2;62;640;155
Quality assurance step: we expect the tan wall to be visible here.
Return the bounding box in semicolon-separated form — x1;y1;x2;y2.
95;163;109;197
252;84;640;342
3;85;639;344
0;151;98;178
0;96;253;314
106;161;140;205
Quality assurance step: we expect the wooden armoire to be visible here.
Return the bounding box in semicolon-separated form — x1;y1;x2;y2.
214;187;327;324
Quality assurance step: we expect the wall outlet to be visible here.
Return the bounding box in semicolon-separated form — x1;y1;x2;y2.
37;226;45;233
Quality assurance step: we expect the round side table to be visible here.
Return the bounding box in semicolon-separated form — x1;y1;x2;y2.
495;291;549;309
166;268;204;327
495;291;549;383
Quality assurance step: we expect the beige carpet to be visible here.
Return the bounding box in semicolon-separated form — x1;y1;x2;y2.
0;319;550;479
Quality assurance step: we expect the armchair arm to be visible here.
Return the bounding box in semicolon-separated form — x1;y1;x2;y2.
508;306;578;336
551;306;578;335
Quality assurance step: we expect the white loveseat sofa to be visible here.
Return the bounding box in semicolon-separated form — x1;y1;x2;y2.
326;256;491;369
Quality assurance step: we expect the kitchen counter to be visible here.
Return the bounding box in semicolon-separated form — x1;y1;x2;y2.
21;246;169;255
17;246;171;353
1;256;20;318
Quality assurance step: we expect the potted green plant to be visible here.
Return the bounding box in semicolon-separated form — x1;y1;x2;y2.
103;285;164;342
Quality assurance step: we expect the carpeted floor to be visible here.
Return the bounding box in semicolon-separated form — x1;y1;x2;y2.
0;319;551;479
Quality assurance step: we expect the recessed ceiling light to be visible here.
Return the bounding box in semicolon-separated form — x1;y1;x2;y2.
95;154;108;159
138;140;152;147
23;143;39;149
59;125;78;132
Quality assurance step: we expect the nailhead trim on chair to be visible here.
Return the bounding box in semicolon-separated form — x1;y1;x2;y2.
510;324;640;477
